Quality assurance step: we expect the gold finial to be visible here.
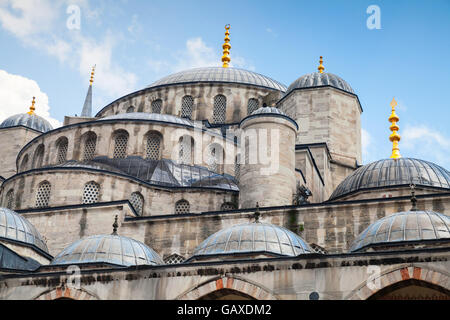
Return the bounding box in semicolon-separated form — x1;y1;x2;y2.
389;97;401;159
318;56;325;73
222;24;231;68
27;97;36;115
89;65;96;86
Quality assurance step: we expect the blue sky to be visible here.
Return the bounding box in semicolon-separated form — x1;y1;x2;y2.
0;0;449;167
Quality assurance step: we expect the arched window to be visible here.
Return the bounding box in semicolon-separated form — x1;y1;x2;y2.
213;95;227;124
36;181;51;208
179;135;194;165
181;95;194;119
221;202;236;211
151;99;162;114
83;132;97;161
113;131;129;159
164;254;185;264
247;98;259;115
126;106;135;113
175;200;190;214
56;137;68;164
82;181;100;204
206;143;224;174
20;155;29;172
129;192;144;215
234;154;241;180
32;144;45;169
5;189;14;209
146;132;162;160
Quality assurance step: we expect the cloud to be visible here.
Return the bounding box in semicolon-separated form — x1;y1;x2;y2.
0;69;62;128
361;128;373;162
266;28;278;38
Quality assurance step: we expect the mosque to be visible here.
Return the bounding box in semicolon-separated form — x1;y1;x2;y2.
0;26;449;300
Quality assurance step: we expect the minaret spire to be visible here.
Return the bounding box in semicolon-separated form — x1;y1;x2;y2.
222;24;231;68
389;97;401;159
318;56;325;73
81;65;95;117
27;97;36;115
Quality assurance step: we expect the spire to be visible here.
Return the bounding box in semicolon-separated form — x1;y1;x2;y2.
112;215;119;235
389;97;401;159
222;24;231;68
410;184;417;211
27;97;36;115
81;65;95;117
318;56;325;73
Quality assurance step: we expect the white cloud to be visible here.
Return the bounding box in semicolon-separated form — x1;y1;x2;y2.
361;128;373;162
0;69;62;128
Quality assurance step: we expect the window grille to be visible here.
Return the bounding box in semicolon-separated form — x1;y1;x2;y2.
126;106;135;113
5;189;14;209
57;138;68;164
247;98;259;115
235;154;241;180
181;95;194;119
179;136;193;165
175;200;190;214
82;181;100;204
113;133;129;159
164;254;185;264
130;192;144;215
146;134;161;160
220;202;236;211
152;99;162;114
213;95;226;124
36;181;51;208
207;144;223;173
83;133;97;161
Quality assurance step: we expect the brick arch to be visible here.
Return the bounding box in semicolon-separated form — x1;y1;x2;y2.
176;276;278;300
34;286;99;300
346;265;450;300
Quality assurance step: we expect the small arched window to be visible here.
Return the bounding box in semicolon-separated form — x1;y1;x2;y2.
179;135;194;165
235;154;241;180
5;189;14;209
181;95;194;119
82;181;100;204
36;181;51;208
146;132;162;160
175;200;190;214
32;144;45;169
247;98;259;115
126;106;135;113
113;131;129;159
56;137;68;164
130;192;144;215
20;155;29;172
206;143;224;174
83;132;97;161
220;202;236;211
213;95;227;124
151;99;163;114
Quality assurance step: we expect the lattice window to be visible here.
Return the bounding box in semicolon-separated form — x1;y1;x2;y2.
310;243;327;254
56;138;68;164
181;95;194;119
130;192;144;215
126;106;135;113
113;132;129;159
146;133;162;160
206;144;223;173
179;136;193;165
175;200;190;214
5;189;14;209
82;181;100;204
220;202;236;211
213;95;227;124
20;155;29;172
152;99;162;114
32;145;44;169
164;254;185;264
83;133;97;161
235;154;241;180
247;98;259;115
36;181;51;208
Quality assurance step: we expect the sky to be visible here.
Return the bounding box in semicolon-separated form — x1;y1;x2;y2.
0;0;449;168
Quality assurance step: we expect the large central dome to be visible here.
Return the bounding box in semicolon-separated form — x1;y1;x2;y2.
147;67;287;92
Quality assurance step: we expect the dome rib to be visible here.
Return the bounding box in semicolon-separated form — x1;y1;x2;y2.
0;113;53;133
285;72;355;97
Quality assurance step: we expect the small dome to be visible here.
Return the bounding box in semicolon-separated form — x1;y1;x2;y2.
0;113;53;132
0;207;48;253
250;106;287;116
330;158;450;200
147;67;287;92
350;210;450;252
51;234;163;266
192;222;312;258
99;112;193;127
285;72;354;96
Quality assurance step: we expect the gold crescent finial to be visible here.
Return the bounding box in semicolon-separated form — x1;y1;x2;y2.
89;65;96;86
27;97;36;115
222;25;231;68
318;56;325;73
389;97;401;159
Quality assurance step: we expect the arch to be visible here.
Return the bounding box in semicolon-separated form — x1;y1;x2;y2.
151;99;163;114
369;279;450;300
20;154;29;172
346;265;450;300
206;143;224;174
129;191;144;215
176;276;277;300
145;131;163;160
82;181;100;204
126;106;135;113
56;137;69;164
164;253;185;264
82;131;97;161
178;135;194;165
5;189;14;209
234;154;241;180
247;98;259;115
220;202;236;211
32;144;45;169
112;130;129;159
181;95;194;119
175;199;190;214
34;287;99;300
213;94;227;124
35;181;51;208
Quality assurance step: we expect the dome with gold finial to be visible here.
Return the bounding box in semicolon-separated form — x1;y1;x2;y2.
0;97;53;133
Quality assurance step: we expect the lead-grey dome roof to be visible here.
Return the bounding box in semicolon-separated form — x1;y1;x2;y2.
191;222;312;258
0;113;53;132
250;106;287;116
147;67;287;92
0;207;49;253
285;72;355;96
99;112;193;126
51;234;163;266
350;210;450;252
330;158;450;200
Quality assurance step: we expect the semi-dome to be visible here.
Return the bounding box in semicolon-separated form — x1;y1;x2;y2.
0;207;48;253
330;158;450;200
250;106;287;116
350;210;450;252
51;234;163;266
147;67;287;92
0;113;53;133
285;72;355;97
191;222;312;258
